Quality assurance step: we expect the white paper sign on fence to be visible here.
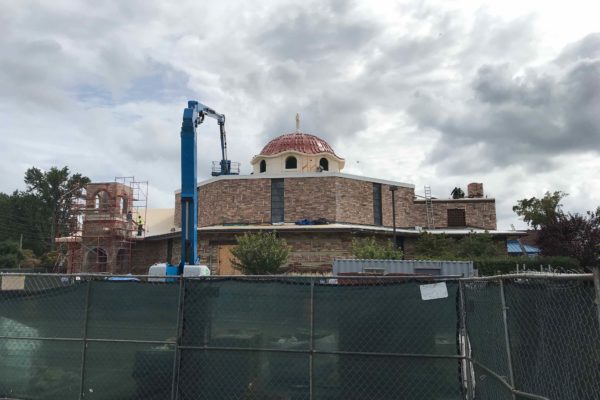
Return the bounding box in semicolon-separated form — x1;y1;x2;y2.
420;282;448;301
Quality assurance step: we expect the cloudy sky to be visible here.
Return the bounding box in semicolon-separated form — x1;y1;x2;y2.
1;0;599;229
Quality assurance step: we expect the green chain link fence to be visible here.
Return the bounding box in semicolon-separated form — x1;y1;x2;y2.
0;273;598;399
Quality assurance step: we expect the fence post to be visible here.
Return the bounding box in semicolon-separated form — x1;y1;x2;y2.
459;281;474;400
499;279;516;399
78;278;92;400
593;267;600;334
309;278;315;400
170;276;186;400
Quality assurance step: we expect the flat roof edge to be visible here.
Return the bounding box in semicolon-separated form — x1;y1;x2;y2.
173;172;416;193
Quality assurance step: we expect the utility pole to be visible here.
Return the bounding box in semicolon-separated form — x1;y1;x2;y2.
389;186;398;248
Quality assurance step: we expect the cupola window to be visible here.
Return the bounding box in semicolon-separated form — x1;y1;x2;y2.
260;160;266;173
285;156;297;169
319;158;329;171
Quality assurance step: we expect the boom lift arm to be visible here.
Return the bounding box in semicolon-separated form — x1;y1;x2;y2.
177;100;229;273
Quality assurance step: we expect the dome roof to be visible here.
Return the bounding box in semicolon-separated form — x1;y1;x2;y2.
259;132;342;158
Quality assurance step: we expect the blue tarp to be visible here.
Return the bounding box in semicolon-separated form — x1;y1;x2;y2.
507;239;540;255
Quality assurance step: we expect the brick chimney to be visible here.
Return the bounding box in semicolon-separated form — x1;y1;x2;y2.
467;182;484;198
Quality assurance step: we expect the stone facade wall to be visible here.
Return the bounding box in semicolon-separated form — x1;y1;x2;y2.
177;176;496;230
130;237;181;274
281;231;354;272
411;200;496;230
197;179;271;226
335;178;374;225
284;177;337;222
131;231;356;274
381;185;415;228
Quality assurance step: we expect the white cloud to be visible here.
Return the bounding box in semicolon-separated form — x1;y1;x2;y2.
1;0;599;229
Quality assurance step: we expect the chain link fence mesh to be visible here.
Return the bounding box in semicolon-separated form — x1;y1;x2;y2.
504;277;600;400
0;273;599;399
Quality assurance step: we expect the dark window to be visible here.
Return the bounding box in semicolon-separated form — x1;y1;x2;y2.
373;183;382;225
395;236;404;252
271;179;284;223
260;160;266;173
319;158;329;171
86;247;107;272
447;209;466;227
285;156;297;169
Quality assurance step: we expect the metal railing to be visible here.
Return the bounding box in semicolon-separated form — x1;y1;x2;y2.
0;272;598;399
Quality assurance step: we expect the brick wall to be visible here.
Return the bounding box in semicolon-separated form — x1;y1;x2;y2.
335;177;374;225
177;175;496;230
132;231;355;274
381;185;415;228
130;237;181;274
282;231;354;272
411;200;496;230
197;179;271;226
284;177;337;222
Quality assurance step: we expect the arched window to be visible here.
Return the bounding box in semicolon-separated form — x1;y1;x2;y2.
285;156;297;169
260;160;266;173
118;196;128;214
319;158;329;171
86;247;108;273
116;249;129;274
95;190;110;210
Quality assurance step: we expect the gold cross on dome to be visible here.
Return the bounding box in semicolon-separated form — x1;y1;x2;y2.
296;113;300;132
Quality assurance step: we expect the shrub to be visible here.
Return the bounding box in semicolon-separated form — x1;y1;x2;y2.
352;237;403;260
0;240;24;268
230;231;290;275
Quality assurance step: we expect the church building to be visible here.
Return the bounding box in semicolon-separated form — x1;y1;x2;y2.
123;125;509;275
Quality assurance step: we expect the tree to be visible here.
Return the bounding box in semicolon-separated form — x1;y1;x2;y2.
24;166;90;250
0;191;48;255
230;231;290;274
537;209;600;270
0;240;24;268
456;232;505;258
414;232;504;259
413;233;456;259
352;237;403;259
512;191;567;230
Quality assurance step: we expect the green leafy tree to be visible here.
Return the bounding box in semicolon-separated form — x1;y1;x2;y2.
538;209;600;270
24;166;90;250
0;240;24;268
512;191;567;230
0;191;48;255
414;232;504;259
352;237;403;259
230;232;290;274
413;233;456;259
456;232;505;258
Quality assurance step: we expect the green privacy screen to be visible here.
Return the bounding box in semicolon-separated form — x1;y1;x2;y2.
3;275;597;399
0;275;469;399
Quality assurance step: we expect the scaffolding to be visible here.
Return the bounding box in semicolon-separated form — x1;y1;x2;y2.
54;177;148;274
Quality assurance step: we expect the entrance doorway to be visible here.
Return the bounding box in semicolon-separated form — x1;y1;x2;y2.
217;245;242;275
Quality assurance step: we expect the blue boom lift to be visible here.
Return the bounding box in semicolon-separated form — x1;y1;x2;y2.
169;100;238;276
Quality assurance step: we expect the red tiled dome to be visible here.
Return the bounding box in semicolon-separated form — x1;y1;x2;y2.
259;132;341;158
